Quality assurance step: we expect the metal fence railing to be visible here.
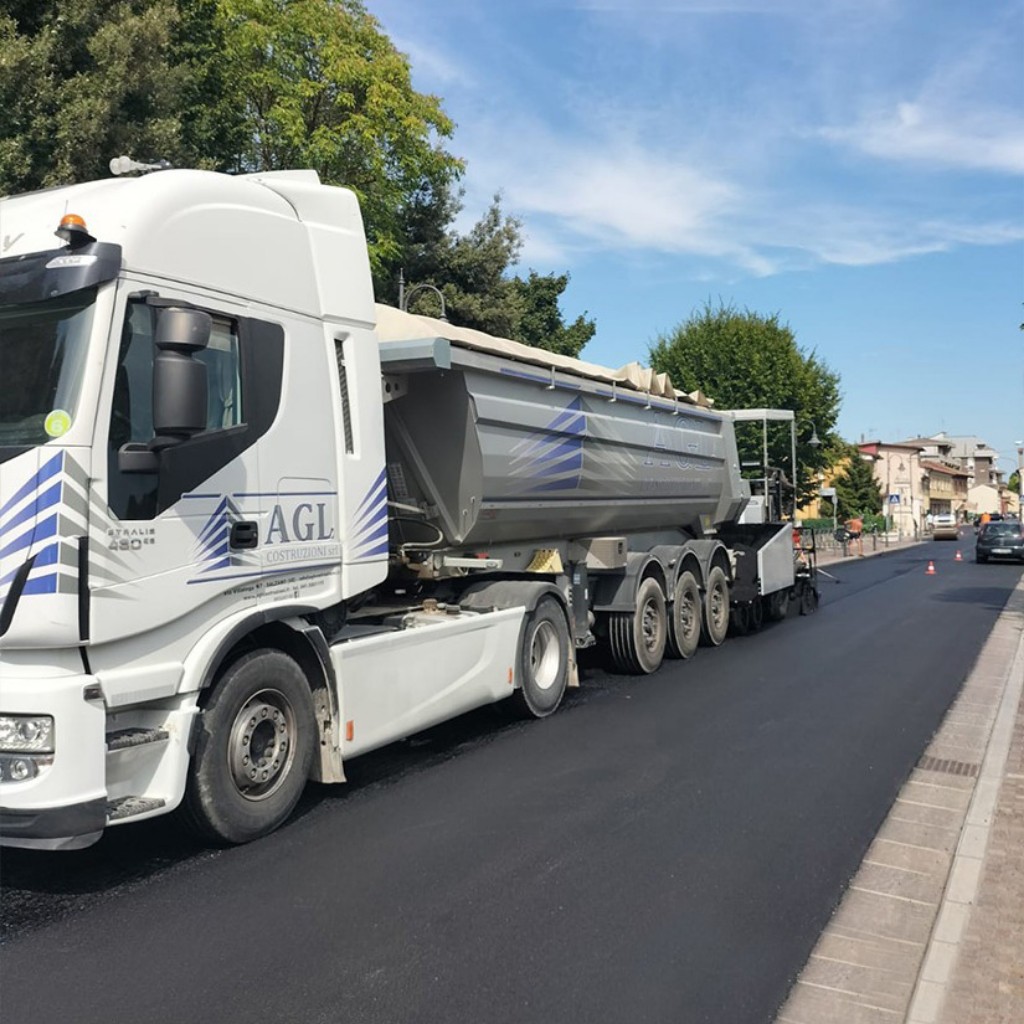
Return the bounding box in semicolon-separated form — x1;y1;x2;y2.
799;524;922;557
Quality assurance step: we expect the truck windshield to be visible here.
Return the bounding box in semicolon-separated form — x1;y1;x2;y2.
0;288;96;446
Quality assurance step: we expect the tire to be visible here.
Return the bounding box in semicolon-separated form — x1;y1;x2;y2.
180;648;316;845
976;555;987;563
764;589;790;622
510;597;570;718
748;596;764;633
609;576;667;674
701;565;730;647
666;569;701;659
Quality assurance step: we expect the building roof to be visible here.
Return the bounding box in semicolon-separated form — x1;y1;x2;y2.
900;436;954;450
860;440;925;452
921;460;969;477
930;434;999;459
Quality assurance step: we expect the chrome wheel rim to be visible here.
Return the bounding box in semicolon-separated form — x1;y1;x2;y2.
530;621;561;691
227;688;296;800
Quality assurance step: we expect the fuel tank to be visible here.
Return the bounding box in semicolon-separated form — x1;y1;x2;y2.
376;306;748;549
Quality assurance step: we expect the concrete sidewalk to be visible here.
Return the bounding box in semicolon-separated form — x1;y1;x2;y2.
777;549;1024;1024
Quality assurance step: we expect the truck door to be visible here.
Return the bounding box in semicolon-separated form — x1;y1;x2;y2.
89;289;280;651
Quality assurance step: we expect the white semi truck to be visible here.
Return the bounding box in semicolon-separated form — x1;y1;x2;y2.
0;169;814;849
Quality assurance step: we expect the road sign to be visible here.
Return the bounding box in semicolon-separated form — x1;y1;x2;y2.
888;493;900;504
819;487;836;498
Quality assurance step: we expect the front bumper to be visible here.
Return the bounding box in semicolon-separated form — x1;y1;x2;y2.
0;662;108;848
0;798;105;849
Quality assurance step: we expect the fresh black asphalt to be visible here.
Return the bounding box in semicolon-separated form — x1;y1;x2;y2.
1;535;1020;1024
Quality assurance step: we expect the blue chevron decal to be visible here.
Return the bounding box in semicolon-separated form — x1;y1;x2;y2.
508;396;586;493
350;469;389;559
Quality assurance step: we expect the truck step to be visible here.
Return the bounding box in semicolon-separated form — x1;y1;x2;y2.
106;727;169;751
106;796;166;821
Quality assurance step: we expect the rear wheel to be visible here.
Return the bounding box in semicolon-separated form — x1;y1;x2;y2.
180;648;315;845
609;576;667;674
701;565;730;647
510;597;570;718
666;569;701;659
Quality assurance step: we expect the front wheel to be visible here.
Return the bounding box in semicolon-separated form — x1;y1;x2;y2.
180;648;316;845
510;597;570;718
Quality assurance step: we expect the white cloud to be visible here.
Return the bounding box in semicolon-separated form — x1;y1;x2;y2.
388;32;472;87
820;100;1024;174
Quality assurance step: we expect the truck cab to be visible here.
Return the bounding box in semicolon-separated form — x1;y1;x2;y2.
0;170;387;847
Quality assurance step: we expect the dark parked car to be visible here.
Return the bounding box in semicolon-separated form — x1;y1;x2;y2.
975;521;1024;563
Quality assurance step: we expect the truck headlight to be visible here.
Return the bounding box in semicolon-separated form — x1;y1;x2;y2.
0;715;55;753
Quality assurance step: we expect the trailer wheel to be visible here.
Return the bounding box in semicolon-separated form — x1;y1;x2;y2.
667;570;701;659
701;566;730;647
511;597;570;719
609;577;667;674
180;648;315;845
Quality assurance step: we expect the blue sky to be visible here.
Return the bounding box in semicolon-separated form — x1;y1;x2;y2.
370;0;1024;471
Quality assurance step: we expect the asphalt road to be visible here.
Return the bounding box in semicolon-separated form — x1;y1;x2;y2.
2;533;1021;1024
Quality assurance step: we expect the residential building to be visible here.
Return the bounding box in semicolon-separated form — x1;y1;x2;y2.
931;433;1006;517
858;441;925;537
921;460;969;516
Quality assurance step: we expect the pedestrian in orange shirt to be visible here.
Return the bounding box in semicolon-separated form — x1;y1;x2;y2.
846;515;864;556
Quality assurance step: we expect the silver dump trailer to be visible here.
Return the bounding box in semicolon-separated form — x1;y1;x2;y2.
371;305;806;669
376;306;747;547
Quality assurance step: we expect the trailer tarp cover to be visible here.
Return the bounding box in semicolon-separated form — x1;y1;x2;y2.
374;303;712;407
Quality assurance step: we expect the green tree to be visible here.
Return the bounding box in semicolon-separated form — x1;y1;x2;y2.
833;453;883;519
0;1;218;194
1;1;594;353
220;0;462;275
649;301;842;504
385;189;595;356
512;271;595;357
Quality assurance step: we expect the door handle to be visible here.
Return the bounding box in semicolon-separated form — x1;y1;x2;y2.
230;521;259;550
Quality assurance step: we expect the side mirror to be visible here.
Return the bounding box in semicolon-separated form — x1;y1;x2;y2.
118;307;211;473
152;307;211;450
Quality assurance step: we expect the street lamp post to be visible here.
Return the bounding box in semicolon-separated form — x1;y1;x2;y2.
398;269;448;321
798;421;821;521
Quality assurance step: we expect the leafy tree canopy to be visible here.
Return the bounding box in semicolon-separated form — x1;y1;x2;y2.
833;453;884;520
383;188;595;357
0;0;237;193
649;301;842;504
0;0;595;354
219;0;462;275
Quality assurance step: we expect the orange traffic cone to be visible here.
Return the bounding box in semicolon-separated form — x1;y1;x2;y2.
955;550;963;562
926;560;936;575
